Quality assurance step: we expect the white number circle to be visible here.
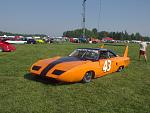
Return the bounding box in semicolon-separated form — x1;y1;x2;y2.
102;60;112;72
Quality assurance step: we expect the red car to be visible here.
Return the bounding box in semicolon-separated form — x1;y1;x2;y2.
0;41;16;52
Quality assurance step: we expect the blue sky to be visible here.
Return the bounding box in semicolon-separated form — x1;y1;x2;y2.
0;0;150;36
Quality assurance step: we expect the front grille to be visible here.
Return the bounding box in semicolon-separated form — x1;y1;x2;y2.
52;69;65;75
32;66;41;71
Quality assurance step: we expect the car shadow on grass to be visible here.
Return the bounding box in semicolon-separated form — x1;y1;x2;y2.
24;73;76;86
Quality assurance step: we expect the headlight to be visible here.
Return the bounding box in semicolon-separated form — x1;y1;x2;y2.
32;66;41;71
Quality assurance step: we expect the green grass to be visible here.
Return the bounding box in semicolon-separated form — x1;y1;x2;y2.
0;43;150;113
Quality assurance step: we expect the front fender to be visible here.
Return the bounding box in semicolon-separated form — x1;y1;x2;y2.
57;62;100;82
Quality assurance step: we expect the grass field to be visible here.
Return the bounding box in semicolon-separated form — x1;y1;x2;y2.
0;43;150;113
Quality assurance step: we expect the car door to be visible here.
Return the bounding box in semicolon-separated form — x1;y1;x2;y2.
98;50;117;77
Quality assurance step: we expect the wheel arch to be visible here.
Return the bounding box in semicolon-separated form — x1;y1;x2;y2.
117;65;124;72
85;70;95;79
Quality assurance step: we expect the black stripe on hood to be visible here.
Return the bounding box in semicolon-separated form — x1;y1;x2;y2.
40;56;81;76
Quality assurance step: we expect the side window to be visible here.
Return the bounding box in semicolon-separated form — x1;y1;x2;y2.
108;51;116;58
99;51;108;59
84;51;99;60
78;51;86;57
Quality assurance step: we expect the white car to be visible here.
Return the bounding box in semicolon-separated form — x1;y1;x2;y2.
5;40;27;44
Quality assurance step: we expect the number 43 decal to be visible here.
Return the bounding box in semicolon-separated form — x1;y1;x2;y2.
102;60;112;72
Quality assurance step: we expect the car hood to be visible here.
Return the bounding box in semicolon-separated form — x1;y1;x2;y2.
44;56;89;70
33;56;91;76
52;57;90;71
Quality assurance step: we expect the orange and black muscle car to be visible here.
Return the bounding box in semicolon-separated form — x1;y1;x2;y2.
30;46;130;83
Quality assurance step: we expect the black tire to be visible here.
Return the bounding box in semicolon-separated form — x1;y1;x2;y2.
82;71;93;83
117;66;124;72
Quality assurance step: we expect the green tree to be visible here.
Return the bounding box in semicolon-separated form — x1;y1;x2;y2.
135;32;141;40
91;28;98;38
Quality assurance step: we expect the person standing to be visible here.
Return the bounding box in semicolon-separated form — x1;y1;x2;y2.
139;39;148;62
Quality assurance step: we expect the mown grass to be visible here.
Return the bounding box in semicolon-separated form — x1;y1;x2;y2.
0;43;150;113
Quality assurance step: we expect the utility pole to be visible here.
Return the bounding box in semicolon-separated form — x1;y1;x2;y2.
82;0;86;38
98;0;102;32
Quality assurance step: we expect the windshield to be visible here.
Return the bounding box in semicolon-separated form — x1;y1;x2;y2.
69;49;99;60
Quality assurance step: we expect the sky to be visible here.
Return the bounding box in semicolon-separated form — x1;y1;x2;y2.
0;0;150;36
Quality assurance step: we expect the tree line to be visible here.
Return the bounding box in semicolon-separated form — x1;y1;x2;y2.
63;28;150;41
1;29;150;41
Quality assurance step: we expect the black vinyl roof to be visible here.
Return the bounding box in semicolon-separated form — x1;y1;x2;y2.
76;48;117;56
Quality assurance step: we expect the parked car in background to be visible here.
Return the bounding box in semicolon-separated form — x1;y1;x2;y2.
78;37;87;43
5;38;27;44
69;38;79;43
27;39;36;44
45;38;53;43
69;37;87;43
0;41;16;52
89;38;101;44
36;39;44;43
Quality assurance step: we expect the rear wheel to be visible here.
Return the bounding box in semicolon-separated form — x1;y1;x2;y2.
82;71;93;83
117;66;124;72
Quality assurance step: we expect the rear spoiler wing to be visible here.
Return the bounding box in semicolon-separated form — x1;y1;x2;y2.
100;44;128;57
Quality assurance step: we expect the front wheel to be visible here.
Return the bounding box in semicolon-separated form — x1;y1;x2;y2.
82;71;93;83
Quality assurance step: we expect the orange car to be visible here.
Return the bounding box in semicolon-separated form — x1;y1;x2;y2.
30;45;130;83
